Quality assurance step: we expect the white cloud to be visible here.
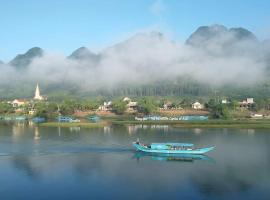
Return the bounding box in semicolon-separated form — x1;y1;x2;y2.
0;30;268;92
150;0;167;17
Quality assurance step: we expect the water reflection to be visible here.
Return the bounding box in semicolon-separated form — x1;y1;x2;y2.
133;152;215;163
12;155;40;179
34;126;40;141
104;126;112;134
1;122;270;199
193;128;203;135
127;124;170;135
69;127;81;132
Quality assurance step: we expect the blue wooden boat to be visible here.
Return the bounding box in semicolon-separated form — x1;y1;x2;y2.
32;117;46;123
56;116;80;123
133;141;214;154
86;115;100;122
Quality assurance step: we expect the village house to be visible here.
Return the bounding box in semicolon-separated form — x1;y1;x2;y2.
239;98;255;108
28;109;36;115
221;99;228;104
163;101;173;110
98;101;112;111
192;101;204;110
123;97;138;111
10;99;28;108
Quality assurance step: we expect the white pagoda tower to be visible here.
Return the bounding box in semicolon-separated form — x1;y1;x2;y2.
34;83;44;100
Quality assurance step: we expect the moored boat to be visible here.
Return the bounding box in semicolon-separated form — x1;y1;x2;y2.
133;140;214;154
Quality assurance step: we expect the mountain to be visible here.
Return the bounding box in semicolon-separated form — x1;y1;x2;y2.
68;47;97;61
9;47;43;68
0;60;3;65
186;24;257;47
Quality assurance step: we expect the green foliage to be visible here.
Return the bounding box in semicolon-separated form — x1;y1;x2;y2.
254;98;270;111
205;99;230;119
229;100;239;111
211;104;230;119
137;97;158;115
59;100;77;115
112;100;127;115
0;102;13;114
34;102;58;119
80;100;99;110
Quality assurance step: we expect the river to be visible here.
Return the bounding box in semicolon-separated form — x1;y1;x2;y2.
0;122;269;200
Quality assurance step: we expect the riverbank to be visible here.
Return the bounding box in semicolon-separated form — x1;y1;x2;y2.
112;119;270;129
39;121;109;128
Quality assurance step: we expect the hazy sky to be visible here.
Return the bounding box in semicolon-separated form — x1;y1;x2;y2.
0;0;270;61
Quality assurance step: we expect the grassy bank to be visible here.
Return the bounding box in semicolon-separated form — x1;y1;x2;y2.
112;119;270;129
39;122;109;128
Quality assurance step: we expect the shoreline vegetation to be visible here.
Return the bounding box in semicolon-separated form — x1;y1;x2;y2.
33;119;270;129
111;119;270;129
39;121;109;128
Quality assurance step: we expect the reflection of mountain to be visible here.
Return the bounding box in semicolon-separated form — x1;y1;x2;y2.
12;155;40;179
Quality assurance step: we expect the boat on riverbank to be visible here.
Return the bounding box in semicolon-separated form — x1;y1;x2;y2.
133;141;214;154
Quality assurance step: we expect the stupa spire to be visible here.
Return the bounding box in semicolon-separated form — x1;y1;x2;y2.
34;83;44;100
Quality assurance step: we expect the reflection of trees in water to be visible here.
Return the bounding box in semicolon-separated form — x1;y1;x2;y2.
12;155;41;180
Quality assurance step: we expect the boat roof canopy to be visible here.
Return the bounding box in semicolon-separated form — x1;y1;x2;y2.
151;143;194;147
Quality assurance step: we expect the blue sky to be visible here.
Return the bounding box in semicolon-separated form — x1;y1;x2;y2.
0;0;269;61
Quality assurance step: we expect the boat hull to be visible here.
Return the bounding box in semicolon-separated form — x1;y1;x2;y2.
133;143;214;154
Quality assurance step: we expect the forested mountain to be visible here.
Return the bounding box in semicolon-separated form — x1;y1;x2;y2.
68;47;98;61
186;24;257;47
9;47;43;69
1;24;270;99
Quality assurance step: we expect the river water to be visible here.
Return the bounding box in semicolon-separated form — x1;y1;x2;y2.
0;122;269;200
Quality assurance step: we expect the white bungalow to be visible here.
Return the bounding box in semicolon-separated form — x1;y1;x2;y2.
127;101;138;111
98;101;112;111
192;101;204;110
123;97;138;111
221;99;228;104
123;97;131;102
239;98;254;108
11;99;28;108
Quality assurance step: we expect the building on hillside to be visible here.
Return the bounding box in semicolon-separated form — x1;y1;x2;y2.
250;113;263;119
123;97;138;111
98;101;112;111
163;101;173;110
192;101;204;110
123;97;131;102
127;101;138;111
34;83;44;101
28;109;36;115
11;99;28;108
239;98;254;108
221;99;228;104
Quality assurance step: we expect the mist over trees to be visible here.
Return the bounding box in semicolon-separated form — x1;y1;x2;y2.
1;24;270;99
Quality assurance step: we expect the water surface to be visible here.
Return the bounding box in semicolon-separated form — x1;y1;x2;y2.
0;122;269;200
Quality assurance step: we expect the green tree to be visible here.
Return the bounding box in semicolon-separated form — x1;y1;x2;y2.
0;102;13;114
137;97;157;115
59;100;77;115
211;104;230;119
229;100;239;111
112;100;127;114
34;102;58;119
